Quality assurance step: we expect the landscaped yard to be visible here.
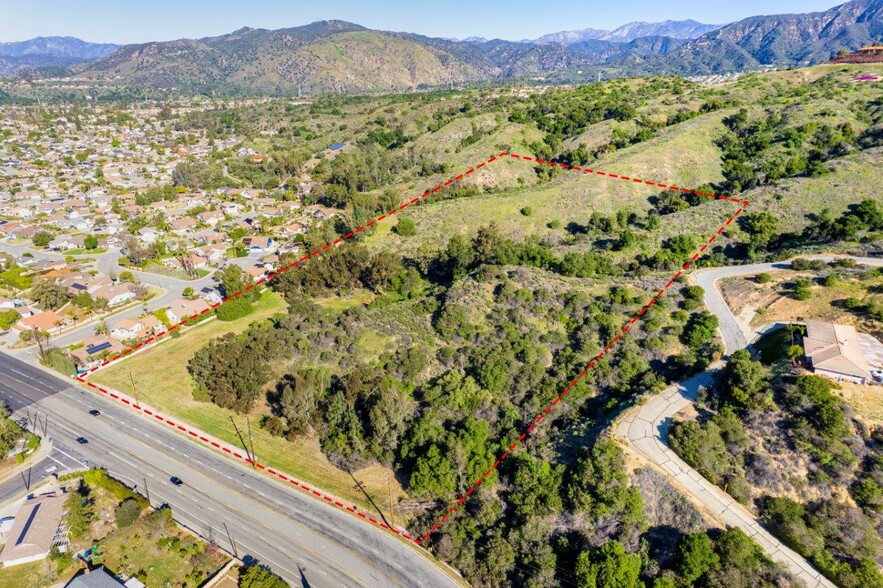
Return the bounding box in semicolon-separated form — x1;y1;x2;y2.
91;289;408;517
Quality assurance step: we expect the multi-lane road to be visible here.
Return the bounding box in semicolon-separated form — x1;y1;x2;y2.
0;353;460;588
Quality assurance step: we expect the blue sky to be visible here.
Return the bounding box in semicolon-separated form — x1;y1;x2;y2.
1;0;845;43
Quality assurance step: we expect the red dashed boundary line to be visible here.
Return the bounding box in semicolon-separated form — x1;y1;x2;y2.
73;151;748;549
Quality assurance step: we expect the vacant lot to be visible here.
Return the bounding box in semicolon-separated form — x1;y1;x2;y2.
91;289;408;516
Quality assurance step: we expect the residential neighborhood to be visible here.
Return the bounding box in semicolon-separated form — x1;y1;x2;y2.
0;100;339;373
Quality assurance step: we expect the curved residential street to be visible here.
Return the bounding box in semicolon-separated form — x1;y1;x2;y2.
0;243;263;353
617;254;881;588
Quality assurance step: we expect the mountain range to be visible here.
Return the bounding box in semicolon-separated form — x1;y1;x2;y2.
0;36;119;76
2;0;882;95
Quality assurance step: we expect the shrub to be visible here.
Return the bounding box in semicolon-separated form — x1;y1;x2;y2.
793;278;813;300
239;564;288;588
216;298;254;321
42;348;77;377
394;217;417;236
755;273;772;284
520;206;533;216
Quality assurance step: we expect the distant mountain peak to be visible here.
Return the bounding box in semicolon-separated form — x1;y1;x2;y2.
530;19;725;45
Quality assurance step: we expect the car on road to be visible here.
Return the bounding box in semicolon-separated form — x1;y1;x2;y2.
89;409;100;416
170;476;183;486
76;437;88;444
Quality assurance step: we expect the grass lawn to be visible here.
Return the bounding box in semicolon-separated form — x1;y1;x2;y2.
314;290;375;313
91;289;409;517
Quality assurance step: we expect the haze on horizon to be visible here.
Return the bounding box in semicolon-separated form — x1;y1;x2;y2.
0;0;846;44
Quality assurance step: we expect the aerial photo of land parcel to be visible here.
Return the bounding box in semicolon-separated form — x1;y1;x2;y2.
0;2;883;588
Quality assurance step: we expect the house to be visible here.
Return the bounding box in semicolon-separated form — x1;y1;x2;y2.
198;287;223;304
69;335;125;370
92;285;135;307
169;217;196;235
137;227;159;244
109;316;161;340
165;298;211;324
243;265;267;282
197;210;224;226
242;236;274;253
802;321;875;385
65;567;127;588
0;491;68;567
15;310;66;333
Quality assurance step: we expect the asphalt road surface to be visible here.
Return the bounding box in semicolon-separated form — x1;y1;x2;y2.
0;352;459;588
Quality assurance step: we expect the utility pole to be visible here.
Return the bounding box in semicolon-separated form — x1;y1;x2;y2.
246;418;256;468
128;370;140;407
143;477;151;505
40;414;48;438
387;472;394;530
224;522;239;559
229;417;253;467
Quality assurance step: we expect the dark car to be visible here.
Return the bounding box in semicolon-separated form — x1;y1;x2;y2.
76;437;88;445
170;476;183;486
89;409;100;416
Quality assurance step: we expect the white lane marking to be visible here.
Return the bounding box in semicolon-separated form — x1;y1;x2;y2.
53;446;87;467
47;455;67;468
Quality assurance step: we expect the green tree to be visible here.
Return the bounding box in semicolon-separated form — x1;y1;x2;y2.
29;279;70;310
394;217;417;236
66;482;94;538
681;311;719;350
114;497;142;528
0;309;20;330
410;443;457;497
119;271;136;283
741;211;778;252
575;540;643;588
720;349;770;409
217;264;257;302
676;532;719;584
32;231;53;247
276;369;326;434
84;235;98;250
